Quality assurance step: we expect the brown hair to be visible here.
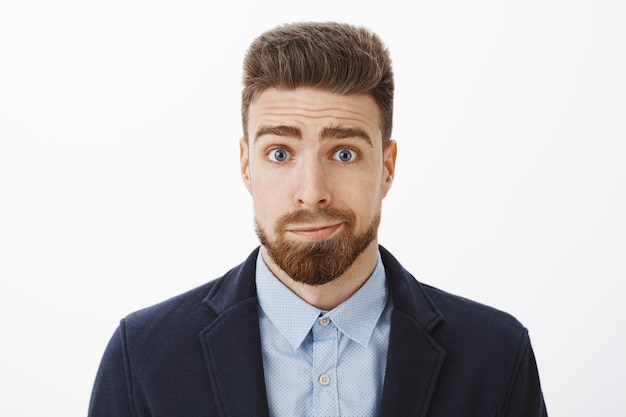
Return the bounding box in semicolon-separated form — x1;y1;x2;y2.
241;22;394;147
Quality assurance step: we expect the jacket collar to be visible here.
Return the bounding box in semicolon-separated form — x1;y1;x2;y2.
377;246;447;417
199;248;270;417
198;246;446;417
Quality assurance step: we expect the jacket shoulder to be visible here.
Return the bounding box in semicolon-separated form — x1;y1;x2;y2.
422;283;526;336
88;252;260;416
123;248;260;336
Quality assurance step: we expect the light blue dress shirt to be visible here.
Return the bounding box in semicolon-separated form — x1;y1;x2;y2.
256;251;393;417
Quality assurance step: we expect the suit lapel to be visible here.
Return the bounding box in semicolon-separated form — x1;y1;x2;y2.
199;249;270;417
378;246;448;417
378;310;447;417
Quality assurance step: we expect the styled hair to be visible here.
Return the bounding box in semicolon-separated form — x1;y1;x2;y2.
241;22;394;147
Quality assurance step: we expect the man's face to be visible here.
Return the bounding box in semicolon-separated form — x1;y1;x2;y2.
240;88;396;285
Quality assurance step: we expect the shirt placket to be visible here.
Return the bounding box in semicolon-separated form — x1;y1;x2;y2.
312;314;339;417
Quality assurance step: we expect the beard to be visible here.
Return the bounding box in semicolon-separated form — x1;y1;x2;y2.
255;207;380;286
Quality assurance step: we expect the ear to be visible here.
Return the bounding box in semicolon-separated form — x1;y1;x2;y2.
381;140;397;198
240;137;252;194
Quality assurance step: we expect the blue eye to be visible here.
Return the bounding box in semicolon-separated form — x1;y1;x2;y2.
333;148;356;162
269;148;290;162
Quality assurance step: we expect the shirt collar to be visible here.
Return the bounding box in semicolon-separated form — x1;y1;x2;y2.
255;250;388;350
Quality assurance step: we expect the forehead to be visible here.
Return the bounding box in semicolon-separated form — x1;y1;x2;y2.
247;88;382;141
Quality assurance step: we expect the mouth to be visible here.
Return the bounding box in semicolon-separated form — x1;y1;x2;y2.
287;223;343;241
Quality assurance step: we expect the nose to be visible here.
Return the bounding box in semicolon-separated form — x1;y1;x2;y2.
294;157;331;208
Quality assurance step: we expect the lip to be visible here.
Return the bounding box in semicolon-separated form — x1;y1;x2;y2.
287;223;343;241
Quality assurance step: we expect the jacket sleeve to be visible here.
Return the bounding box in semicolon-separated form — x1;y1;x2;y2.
501;333;548;417
88;322;135;417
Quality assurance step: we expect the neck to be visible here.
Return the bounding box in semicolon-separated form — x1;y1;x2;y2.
260;241;379;311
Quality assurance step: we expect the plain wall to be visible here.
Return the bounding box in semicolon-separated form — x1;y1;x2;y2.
1;0;624;415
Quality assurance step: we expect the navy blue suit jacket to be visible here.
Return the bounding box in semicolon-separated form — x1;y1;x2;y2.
89;246;547;416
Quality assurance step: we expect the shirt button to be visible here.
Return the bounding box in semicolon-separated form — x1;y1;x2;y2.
319;374;331;385
319;317;331;326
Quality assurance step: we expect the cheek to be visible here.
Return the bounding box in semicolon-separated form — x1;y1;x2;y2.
250;176;287;220
340;177;383;218
250;173;286;201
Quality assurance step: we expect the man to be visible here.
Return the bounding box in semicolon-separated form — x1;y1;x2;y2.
89;22;547;416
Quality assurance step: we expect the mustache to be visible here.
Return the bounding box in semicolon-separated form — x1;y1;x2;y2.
275;207;355;231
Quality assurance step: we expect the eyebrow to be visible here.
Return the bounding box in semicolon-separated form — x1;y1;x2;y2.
254;125;373;147
255;125;302;141
320;126;373;146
